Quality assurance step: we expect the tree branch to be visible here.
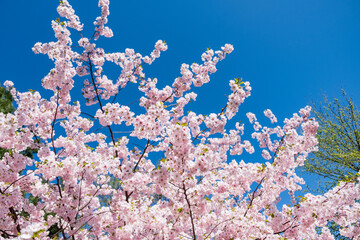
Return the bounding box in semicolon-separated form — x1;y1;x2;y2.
182;182;197;239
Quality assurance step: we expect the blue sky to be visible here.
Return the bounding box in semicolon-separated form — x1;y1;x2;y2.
1;0;359;116
1;0;360;197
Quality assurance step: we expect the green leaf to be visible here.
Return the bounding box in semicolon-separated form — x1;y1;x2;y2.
33;229;45;238
201;148;209;155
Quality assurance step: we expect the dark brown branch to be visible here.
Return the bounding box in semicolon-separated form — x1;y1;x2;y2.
52;110;66;240
125;191;133;203
56;177;63;198
112;64;146;104
87;55;118;158
0;229;18;238
87;126;107;135
162;91;175;104
191;127;209;144
58;219;68;240
126;99;140;107
133;139;150;172
182;182;196;239
274;222;299;234
55;178;68;238
78;177;109;212
77;170;86;211
51;89;60;155
88;55;104;110
244;177;265;217
9;207;21;234
111;82;127;103
67;216;76;240
3;170;34;193
191;104;227;143
0;171;35;236
271;135;285;163
204;218;234;239
80;112;96;119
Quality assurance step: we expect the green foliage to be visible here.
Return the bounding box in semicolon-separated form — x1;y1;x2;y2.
0;86;15;114
326;220;351;240
0;86;15;159
0;86;49;238
302;91;360;192
301;91;359;240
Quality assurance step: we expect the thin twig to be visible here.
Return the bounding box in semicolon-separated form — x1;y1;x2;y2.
244;177;265;217
3;170;34;193
133;139;150;172
80;112;96;119
88;55;118;158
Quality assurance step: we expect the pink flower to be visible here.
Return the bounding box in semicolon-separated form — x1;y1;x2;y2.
3;80;14;89
3;1;359;239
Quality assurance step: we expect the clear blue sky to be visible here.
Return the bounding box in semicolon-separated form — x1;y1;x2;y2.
1;0;359;117
1;0;360;197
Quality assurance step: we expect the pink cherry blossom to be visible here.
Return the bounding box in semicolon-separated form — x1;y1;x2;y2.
1;1;359;239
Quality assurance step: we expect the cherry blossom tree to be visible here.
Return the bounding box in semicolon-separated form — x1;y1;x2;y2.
1;0;359;239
